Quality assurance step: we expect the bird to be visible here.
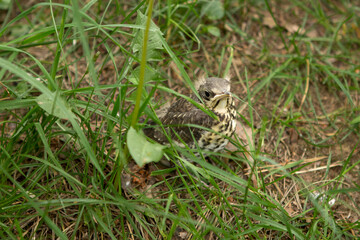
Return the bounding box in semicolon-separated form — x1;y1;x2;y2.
144;77;237;156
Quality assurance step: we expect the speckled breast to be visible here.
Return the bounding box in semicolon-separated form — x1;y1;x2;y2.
197;113;236;152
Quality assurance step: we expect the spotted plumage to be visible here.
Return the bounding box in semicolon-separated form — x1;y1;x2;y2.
144;77;236;154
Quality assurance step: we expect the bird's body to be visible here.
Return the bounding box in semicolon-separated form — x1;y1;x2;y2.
144;77;236;154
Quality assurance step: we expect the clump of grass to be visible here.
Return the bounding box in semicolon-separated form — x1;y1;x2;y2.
0;0;359;239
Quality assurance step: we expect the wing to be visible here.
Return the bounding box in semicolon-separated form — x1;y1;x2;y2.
164;95;197;113
161;109;215;145
144;109;215;146
144;95;216;145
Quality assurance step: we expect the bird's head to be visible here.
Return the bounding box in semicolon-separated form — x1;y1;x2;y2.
197;77;232;114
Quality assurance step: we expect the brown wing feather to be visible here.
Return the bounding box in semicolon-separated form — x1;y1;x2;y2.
144;96;215;146
160;109;215;145
165;95;197;113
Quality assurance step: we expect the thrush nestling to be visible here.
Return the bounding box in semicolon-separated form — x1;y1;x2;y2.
144;77;236;155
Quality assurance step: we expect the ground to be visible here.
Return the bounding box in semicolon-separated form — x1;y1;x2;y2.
0;0;359;239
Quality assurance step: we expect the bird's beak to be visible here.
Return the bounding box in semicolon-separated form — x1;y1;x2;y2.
213;91;231;101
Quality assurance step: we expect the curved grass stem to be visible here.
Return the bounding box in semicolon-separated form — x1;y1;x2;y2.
131;0;155;128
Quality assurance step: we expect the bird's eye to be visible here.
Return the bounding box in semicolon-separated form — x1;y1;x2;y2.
204;91;210;98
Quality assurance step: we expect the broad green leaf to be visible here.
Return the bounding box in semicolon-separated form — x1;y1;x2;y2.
36;93;71;120
201;1;224;20
128;65;159;84
350;115;360;125
127;127;164;167
206;25;221;37
0;0;11;10
132;11;164;61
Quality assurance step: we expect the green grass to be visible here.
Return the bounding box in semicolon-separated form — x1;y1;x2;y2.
0;0;359;239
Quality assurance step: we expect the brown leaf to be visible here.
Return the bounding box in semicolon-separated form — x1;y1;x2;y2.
307;29;318;38
263;13;277;29
284;23;300;33
285;205;295;216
